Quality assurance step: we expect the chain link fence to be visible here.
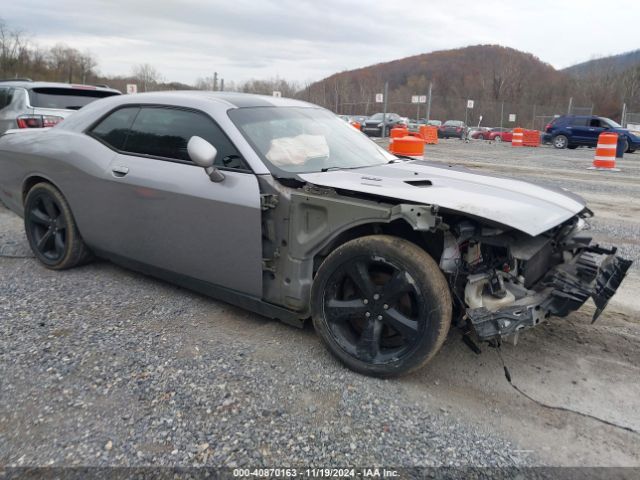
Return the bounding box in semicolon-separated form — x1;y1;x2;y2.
332;94;607;131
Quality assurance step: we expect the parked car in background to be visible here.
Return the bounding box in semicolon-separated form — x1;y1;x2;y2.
361;112;404;137
350;115;368;125
0;79;121;134
543;115;639;153
467;127;490;140
474;127;513;142
425;119;442;127
0;91;630;377
438;120;467;139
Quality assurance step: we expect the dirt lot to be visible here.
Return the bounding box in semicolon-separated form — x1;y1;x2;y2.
1;140;639;468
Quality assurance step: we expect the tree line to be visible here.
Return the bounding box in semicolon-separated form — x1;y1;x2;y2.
2;19;639;126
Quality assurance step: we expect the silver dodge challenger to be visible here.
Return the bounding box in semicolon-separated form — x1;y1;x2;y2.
0;92;631;377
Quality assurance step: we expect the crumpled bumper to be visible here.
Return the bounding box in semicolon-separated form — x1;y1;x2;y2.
467;250;632;341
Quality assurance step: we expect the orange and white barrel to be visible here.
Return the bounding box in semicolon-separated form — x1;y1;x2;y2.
589;132;620;171
389;135;425;158
511;128;524;147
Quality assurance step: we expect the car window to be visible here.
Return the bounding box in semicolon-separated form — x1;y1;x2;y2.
28;87;119;110
124;107;248;170
0;87;13;109
589;118;604;128
90;107;140;150
570;117;588;127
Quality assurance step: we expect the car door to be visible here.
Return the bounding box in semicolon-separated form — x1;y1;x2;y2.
584;118;606;145
87;105;263;297
567;116;589;144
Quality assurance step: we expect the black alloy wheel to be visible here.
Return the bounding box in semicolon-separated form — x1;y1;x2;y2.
312;235;452;377
24;182;92;269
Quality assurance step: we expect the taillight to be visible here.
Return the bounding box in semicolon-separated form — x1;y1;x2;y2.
544;123;552;132
17;115;63;129
456;127;462;132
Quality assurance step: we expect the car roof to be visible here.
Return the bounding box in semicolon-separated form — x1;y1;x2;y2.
0;79;121;94
109;90;316;109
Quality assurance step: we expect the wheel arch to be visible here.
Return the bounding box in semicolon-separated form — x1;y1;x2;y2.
311;218;444;277
22;174;61;205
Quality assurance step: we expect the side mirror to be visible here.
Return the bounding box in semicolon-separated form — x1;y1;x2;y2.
187;136;225;183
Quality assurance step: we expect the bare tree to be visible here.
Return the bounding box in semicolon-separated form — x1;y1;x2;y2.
132;63;163;92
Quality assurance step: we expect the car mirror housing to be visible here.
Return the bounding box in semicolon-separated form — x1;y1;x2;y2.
187;136;225;183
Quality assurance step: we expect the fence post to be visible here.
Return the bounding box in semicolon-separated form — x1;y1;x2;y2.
567;97;573;115
426;82;432;122
500;102;504;129
621;103;627;127
382;81;388;137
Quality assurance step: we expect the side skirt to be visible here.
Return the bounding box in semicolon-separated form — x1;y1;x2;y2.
91;248;306;328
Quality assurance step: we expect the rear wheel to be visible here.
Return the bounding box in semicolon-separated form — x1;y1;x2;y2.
553;135;568;149
24;183;92;270
311;235;452;377
494;135;502;142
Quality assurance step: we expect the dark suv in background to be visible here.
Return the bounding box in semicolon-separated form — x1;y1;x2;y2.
438;120;468;139
361;112;405;137
0;79;121;134
543;115;639;153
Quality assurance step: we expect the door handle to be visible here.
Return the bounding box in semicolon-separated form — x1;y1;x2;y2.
111;166;129;177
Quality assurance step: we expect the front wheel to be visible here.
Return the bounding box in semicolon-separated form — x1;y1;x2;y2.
311;235;452;377
553;135;568;149
494;135;502;143
24;182;92;270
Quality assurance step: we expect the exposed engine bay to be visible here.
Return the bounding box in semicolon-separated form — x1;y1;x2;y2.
439;209;632;341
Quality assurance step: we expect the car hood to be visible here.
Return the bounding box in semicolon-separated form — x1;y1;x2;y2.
298;160;586;236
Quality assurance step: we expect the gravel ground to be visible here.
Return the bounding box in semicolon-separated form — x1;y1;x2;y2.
2;139;639;469
0;204;532;468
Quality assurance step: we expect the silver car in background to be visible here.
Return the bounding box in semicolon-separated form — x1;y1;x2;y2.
0;92;631;377
0;79;121;134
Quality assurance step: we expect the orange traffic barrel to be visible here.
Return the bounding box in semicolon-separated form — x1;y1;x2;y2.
419;125;439;145
389;135;424;157
589;132;620;171
390;127;408;139
352;122;361;130
523;130;540;147
512;128;524;147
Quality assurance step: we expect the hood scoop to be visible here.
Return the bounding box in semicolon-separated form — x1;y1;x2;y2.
404;179;433;187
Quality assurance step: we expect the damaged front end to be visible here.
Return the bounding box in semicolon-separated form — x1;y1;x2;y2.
441;211;632;342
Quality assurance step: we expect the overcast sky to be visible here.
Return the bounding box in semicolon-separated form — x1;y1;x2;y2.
4;0;639;85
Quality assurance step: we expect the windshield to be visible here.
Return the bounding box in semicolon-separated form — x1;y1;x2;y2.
368;113;384;121
444;120;462;126
229;107;395;174
602;117;622;128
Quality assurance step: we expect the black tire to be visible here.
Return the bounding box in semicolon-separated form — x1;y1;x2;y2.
24;182;92;270
553;135;568;149
623;138;631;153
311;235;452;377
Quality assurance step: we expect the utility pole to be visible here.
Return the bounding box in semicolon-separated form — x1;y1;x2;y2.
567;97;573;115
500;101;504;129
213;72;218;91
382;81;388;137
426;82;432;122
621;102;627;127
531;104;536;130
220;78;224;92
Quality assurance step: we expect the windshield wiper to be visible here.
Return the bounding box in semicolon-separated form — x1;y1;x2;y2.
320;165;372;173
389;155;414;162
